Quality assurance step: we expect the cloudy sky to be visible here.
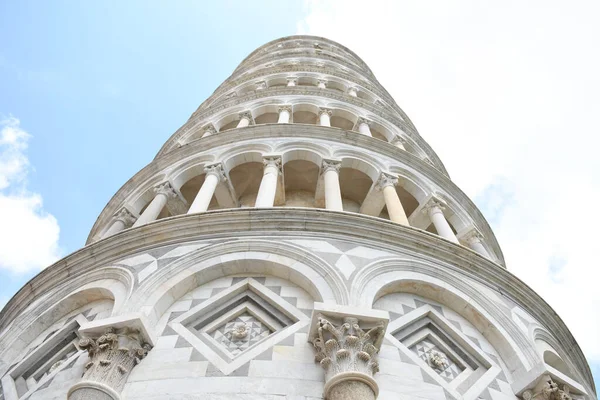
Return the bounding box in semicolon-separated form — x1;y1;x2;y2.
1;0;598;389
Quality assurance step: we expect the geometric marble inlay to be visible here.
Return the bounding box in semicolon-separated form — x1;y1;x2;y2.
411;339;464;382
209;311;273;356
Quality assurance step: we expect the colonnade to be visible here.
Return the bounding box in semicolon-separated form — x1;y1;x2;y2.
100;158;490;259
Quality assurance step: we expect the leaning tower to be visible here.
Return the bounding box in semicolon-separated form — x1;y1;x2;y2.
0;35;595;400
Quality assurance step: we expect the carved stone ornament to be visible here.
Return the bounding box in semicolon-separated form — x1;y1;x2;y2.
113;207;136;227
67;327;152;400
427;350;449;369
357;117;370;126
238;111;253;122
154;181;177;198
462;228;484;244
255;81;267;90
204;163;227;182
311;315;384;399
278;105;292;114
521;376;572;400
321;159;342;174
318;108;333;117
376;172;398;190
262;156;282;173
422;196;447;216
202;124;217;137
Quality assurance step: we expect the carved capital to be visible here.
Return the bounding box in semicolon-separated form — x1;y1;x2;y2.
286;77;298;84
391;136;407;146
310;309;387;399
113;207;137;227
318;108;333;117
357;117;370;126
255;81;267;90
278;105;292;114
521;376;572;400
202;124;217;137
321;159;342;174
376;172;398;190
204;162;227;182
68;327;152;400
262;156;282;173
348;87;359;94
460;227;484;244
317;79;328;86
238;111;254;123
422;196;447;216
154;182;177;198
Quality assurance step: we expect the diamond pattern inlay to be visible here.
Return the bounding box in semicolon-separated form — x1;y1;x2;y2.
210;312;273;356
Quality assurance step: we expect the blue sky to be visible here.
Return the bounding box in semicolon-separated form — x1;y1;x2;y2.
1;0;599;390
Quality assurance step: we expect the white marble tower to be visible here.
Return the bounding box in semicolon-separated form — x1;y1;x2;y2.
0;35;595;400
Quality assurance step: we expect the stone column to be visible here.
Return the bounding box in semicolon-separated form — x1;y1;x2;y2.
348;87;358;97
132;182;177;227
312;315;385;400
391;136;406;150
102;208;137;238
357;118;372;137
460;228;490;257
377;173;409;226
319;108;332;127
201;124;217;138
287;77;297;87
322;159;343;211
255;156;282;207
255;81;267;90
187;163;226;214
423;198;459;243
67;327;152;400
521;375;572;400
317;79;327;89
237;112;253;128
278;106;292;123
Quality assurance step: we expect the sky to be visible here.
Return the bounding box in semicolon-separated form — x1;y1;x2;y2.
1;0;598;390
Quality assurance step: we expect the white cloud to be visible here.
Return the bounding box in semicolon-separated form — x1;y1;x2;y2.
298;0;600;369
0;117;61;273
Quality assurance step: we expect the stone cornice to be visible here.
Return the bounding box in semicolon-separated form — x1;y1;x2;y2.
155;87;445;173
0;208;593;392
89;125;494;259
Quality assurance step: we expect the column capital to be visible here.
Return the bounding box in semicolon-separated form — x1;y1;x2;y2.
521;375;572;400
376;172;398;190
357;117;371;126
204;162;227;182
391;136;408;145
202;124;217;136
113;207;137;226
278;105;292;114
422;195;447;216
262;155;282;173
68;323;153;400
309;303;389;400
348;86;359;93
238;111;254;124
154;181;178;198
317;79;328;85
255;81;267;90
321;158;342;174
458;227;484;244
286;77;298;84
318;108;333;117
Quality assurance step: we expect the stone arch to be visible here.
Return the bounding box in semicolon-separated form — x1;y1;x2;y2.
291;103;320;125
533;328;579;381
252;104;281;124
353;261;531;375
0;267;133;369
329;108;358;130
129;239;348;325
168;155;217;191
279;146;326;208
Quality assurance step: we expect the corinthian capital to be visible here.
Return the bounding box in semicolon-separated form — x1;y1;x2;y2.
204;162;227;182
68;326;152;400
262;155;282;173
521;375;572;400
321;159;342;174
318;108;333;117
309;304;389;400
255;81;267;90
154;181;177;198
357;117;370;126
376;172;398;190
422;195;447;216
459;227;484;244
113;207;137;227
238;111;253;122
278;105;292;114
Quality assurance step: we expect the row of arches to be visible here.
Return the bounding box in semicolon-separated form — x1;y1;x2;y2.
100;144;492;260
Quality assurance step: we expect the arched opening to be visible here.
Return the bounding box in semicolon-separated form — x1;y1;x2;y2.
283;159;319;208
339;168;373;212
229;161;263;207
253;105;279;125
297;76;317;87
266;77;287;88
330;109;356;130
292;104;319;125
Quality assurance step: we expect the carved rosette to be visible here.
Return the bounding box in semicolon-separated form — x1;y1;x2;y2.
521;376;572;400
67;327;152;400
312;315;384;398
